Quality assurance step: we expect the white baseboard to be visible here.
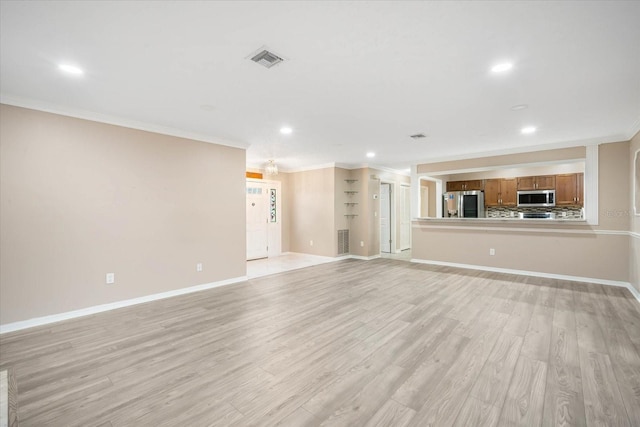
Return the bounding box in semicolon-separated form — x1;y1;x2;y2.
0;275;248;334
349;254;382;261
411;258;640;303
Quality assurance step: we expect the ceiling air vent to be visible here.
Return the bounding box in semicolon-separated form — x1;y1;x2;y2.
250;49;284;69
410;133;427;140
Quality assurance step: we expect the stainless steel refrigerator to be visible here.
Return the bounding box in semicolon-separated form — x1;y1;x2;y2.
443;191;485;218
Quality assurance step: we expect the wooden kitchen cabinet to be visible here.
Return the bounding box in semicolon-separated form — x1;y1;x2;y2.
484;178;517;207
446;180;484;192
555;173;584;205
517;175;556;190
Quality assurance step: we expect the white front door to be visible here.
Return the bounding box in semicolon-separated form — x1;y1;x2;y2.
400;185;411;250
246;186;268;260
380;183;391;253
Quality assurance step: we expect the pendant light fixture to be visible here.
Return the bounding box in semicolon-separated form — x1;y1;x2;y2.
265;160;278;176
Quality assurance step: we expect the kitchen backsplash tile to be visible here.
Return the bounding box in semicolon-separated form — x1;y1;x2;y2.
487;206;583;219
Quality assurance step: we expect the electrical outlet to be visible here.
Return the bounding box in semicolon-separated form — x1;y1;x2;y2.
489;248;495;256
310;240;313;246
360;241;364;247
106;273;115;284
562;211;567;217
196;263;203;272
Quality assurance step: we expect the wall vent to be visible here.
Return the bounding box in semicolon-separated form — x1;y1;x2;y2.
250;49;284;69
338;229;350;255
410;133;427;140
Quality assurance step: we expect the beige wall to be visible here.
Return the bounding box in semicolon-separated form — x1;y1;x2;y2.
287;167;336;256
447;162;584;181
0;105;246;325
412;141;632;284
420;179;437;218
413;228;628;282
417;146;586;174
263;166;410;259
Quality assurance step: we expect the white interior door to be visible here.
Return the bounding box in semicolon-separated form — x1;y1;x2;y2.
380;183;391;253
246;186;268;260
400;185;411;250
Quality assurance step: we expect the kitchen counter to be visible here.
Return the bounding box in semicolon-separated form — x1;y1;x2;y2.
413;217;587;225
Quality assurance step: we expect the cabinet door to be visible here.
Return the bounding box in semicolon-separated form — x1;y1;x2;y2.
501;178;517;206
536;175;556;190
465;180;484;191
555;174;577;205
517;176;536;190
484;179;501;207
446;181;465;192
576;173;584;206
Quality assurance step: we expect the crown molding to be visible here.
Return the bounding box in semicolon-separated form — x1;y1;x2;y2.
0;94;248;150
626;116;640;141
410;135;628;167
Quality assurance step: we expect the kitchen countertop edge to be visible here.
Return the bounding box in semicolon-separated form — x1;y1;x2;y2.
413;217;588;225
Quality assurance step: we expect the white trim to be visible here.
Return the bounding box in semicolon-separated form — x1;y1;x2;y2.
1;95;247;150
349;254;382;261
369;165;412;177
281;163;337;173
627;117;640;141
585;145;599;225
631;231;640;239
0;275;247;334
411;222;631;236
274;162;411;176
380;181;395;254
411;137;615;167
634;149;640;217
415;158;586;177
410;258;640;303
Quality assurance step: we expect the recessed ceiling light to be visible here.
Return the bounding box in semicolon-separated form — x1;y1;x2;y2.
491;62;513;73
58;64;84;75
511;104;528;111
366;152;375;158
280;127;292;135
521;126;537;134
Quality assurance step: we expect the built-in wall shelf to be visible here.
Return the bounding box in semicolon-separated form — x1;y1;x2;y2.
344;179;358;219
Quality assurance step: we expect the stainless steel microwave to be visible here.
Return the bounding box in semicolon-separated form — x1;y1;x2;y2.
517;190;555;207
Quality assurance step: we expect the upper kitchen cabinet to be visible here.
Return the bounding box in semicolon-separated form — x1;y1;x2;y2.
485;178;517;207
517;175;556;190
555;173;584;206
446;180;484;192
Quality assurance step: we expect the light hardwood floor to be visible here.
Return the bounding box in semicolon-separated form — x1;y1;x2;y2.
1;259;639;426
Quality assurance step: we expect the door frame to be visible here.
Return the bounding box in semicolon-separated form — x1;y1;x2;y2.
400;183;411;251
379;181;395;253
246;178;282;258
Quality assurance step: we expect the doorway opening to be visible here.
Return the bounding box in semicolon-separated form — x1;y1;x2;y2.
246;179;281;261
380;182;392;253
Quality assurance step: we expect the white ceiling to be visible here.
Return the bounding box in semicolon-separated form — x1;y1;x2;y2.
1;1;639;172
